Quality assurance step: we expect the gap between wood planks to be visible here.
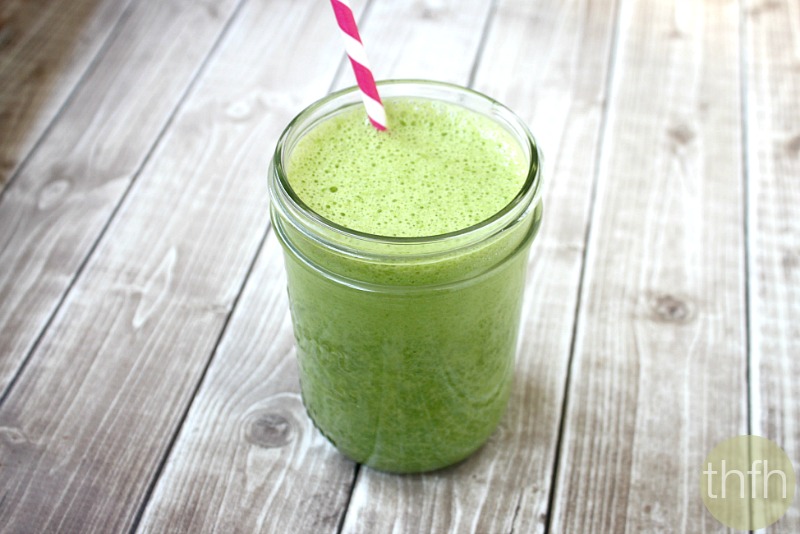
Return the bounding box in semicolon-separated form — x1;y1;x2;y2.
738;0;754;441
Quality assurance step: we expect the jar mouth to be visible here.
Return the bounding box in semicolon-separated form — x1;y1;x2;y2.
270;80;542;256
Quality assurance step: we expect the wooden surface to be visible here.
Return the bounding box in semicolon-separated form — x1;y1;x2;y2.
0;0;134;189
746;0;800;531
551;0;747;531
0;0;797;532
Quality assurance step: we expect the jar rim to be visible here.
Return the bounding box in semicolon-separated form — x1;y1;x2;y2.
270;79;542;258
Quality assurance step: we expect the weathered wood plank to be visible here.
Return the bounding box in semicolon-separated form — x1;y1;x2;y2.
745;0;800;531
0;0;241;395
138;231;357;534
131;0;378;531
136;0;502;532
338;0;620;532
0;0;278;531
330;0;493;90
0;0;134;187
550;0;747;531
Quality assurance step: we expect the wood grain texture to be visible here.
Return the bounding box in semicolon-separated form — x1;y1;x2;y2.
745;0;800;531
330;0;493;91
550;0;747;531
0;0;241;395
132;0;376;531
0;0;268;532
0;0;134;188
138;232;357;534
340;0;619;532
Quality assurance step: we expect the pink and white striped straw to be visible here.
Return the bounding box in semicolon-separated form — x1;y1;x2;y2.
329;0;387;131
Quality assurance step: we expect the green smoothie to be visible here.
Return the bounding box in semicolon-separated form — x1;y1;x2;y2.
271;84;541;473
287;98;527;237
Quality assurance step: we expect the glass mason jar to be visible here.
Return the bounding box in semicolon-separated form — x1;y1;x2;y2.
269;80;543;473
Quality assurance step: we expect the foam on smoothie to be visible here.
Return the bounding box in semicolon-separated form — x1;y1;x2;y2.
286;97;528;237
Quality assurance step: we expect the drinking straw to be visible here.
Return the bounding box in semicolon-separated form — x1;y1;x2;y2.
329;0;387;131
